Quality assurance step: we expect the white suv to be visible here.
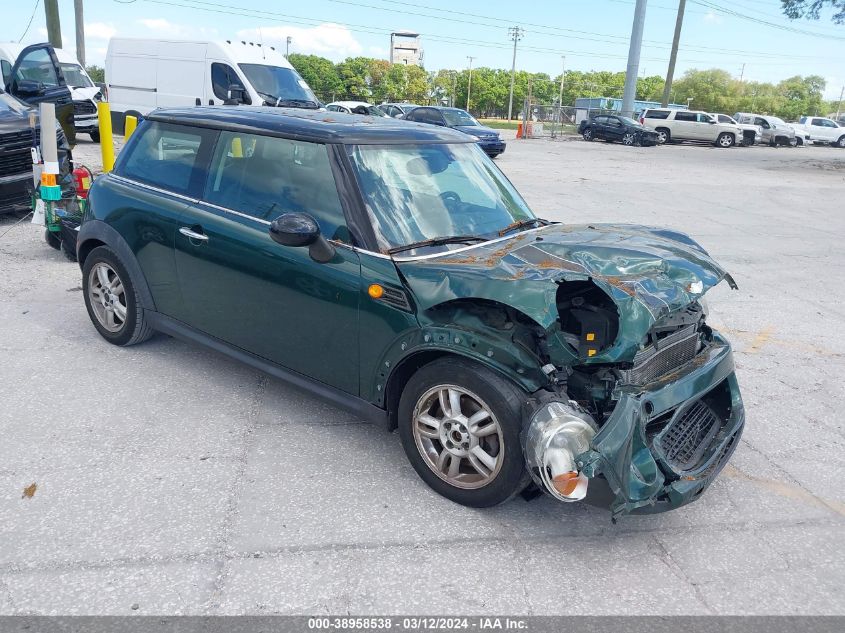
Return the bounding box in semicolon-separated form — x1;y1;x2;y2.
639;109;741;147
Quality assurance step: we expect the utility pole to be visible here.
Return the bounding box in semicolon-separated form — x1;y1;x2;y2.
44;0;62;49
506;26;524;120
74;0;85;67
466;56;476;111
661;0;684;108
622;0;648;117
451;71;457;107
558;55;566;106
739;62;746;83
837;85;844;119
285;36;292;59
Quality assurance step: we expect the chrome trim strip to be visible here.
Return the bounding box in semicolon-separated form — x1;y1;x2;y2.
108;174;198;204
109;84;157;93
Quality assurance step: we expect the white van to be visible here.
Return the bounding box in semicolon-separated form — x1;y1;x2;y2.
0;42;102;141
106;38;320;133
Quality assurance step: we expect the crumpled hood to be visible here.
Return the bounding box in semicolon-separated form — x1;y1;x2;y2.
395;223;737;362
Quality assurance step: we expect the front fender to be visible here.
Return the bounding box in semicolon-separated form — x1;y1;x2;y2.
371;324;551;410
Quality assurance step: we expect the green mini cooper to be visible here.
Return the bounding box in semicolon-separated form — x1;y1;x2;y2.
78;107;744;518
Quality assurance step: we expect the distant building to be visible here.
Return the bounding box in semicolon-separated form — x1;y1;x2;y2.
574;97;688;124
390;31;423;66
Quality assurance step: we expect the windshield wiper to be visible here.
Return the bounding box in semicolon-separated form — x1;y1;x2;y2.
497;218;547;237
277;98;319;108
388;235;486;255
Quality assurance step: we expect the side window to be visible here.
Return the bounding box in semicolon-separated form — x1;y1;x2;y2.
717;115;730;123
117;122;207;194
1;60;11;87
593;116;606;124
204;132;351;243
211;62;250;104
674;111;697;122
415;109;443;125
799;116;808;124
14;48;59;87
696;113;713;123
645;110;670;120
755;117;769;129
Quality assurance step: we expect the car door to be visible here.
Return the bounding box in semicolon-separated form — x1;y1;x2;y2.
605;117;626;141
106;120;217;317
754;117;772;143
590;116;606;139
671;111;696;140
173;130;362;395
6;43;75;143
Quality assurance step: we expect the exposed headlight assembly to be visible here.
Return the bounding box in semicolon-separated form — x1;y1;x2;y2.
525;401;597;502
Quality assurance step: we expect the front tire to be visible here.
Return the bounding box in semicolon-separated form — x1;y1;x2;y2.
44;229;61;250
398;357;529;507
89;130;100;143
622;131;636;146
82;246;153;346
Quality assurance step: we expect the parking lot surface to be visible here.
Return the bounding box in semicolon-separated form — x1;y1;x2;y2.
1;134;843;615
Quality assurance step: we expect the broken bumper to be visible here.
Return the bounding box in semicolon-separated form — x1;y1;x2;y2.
524;332;744;517
581;332;744;517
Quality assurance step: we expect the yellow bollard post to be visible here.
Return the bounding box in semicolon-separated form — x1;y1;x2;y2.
124;115;138;140
97;101;115;173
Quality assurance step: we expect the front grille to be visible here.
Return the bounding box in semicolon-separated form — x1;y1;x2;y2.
657;400;721;472
0;130;37;178
74;100;97;116
620;324;699;385
0;187;32;213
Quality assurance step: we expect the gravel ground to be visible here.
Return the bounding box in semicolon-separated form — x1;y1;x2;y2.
0;131;843;615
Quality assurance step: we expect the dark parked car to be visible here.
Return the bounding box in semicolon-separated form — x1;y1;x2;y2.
380;102;420;119
0;87;71;215
78;107;744;517
579;115;659;146
403;106;506;157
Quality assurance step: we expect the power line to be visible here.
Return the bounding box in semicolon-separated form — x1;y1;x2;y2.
135;0;839;68
690;0;845;41
19;0;40;42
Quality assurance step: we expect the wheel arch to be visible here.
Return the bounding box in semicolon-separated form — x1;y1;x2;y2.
77;219;157;311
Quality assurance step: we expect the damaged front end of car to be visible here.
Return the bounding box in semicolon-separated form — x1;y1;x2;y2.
394;222;745;518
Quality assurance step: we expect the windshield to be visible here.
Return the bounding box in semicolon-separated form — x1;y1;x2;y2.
769;116;787;125
348;143;536;252
368;105;388;117
442;109;479;127
238;64;318;106
618;116;641;127
60;63;93;88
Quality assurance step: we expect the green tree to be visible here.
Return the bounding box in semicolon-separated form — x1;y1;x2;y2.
336;57;373;100
287;54;342;102
86;65;104;83
782;0;845;23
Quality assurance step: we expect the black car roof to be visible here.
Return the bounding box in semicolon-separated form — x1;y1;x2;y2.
146;106;473;144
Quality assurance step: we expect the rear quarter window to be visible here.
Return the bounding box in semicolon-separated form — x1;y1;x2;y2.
115;121;211;195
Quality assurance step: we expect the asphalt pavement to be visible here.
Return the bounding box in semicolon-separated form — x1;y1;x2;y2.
0;131;843;615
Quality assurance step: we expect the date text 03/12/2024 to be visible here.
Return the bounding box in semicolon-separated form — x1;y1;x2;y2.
307;617;528;630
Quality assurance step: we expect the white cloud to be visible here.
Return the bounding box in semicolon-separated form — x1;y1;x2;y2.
86;22;118;40
137;18;217;38
368;46;388;58
237;23;362;60
703;11;723;24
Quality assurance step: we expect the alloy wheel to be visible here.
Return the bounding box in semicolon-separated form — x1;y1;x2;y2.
656;130;668;144
88;262;128;333
583;129;593;141
412;384;504;489
623;132;635;146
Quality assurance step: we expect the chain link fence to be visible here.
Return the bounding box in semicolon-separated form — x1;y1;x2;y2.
518;104;578;139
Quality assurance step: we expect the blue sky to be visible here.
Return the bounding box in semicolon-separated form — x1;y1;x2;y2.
4;0;844;99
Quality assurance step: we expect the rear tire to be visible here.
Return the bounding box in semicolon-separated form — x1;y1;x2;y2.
716;132;735;148
837;135;845;148
89;130;100;143
655;128;670;145
82;246;153;346
398;357;530;508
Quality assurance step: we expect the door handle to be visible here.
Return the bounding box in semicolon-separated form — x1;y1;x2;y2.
179;227;209;241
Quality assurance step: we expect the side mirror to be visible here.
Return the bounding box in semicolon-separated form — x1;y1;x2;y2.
226;84;246;104
269;212;336;263
15;79;45;97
